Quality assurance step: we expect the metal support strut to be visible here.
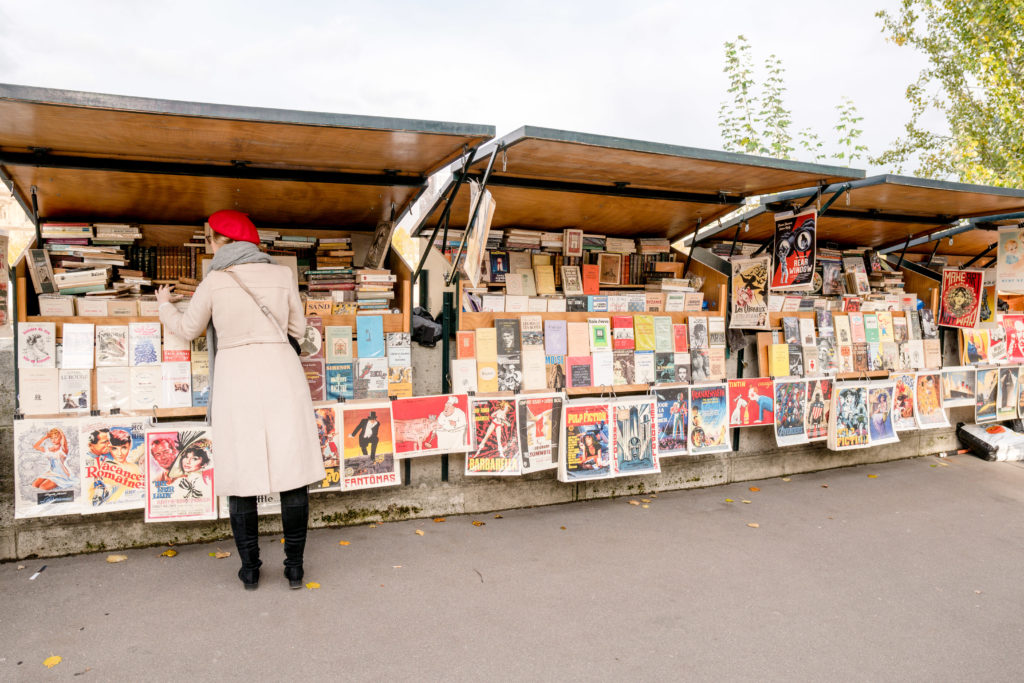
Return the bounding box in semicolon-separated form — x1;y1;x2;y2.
445;145;501;287
410;151;474;285
960;243;997;269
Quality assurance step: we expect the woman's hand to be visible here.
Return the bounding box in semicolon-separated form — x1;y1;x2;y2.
156;284;176;305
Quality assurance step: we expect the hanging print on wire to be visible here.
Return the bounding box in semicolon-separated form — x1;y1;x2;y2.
770;210;816;291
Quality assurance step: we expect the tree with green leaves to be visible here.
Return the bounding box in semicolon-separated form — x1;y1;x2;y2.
875;0;1024;187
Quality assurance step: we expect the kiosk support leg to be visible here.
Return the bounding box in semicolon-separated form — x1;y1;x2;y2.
440;290;454;482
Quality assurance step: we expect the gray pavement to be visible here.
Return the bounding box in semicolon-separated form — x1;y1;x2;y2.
2;454;1024;682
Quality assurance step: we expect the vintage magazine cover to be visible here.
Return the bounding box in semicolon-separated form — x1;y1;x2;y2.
612;398;660;477
941;366;976;408
728;377;774;427
938;268;983;328
655;385;689;457
517;393;563;474
892;373;918;431
13;418;83;518
144;426;216;522
770;210;816;291
689;384;731;454
867;383;899;445
79;417;148;513
392;394;470;457
341;401;399;491
828;383;870;451
915;372;948;429
996;226;1024;294
975;367;998;423
310;406;342;492
731;256;771;329
805;378;832;442
773;379;809;447
560;401;613;482
996;367;1019;422
467;398;521;476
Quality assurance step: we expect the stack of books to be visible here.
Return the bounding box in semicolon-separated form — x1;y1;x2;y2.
638;238;671;254
41;222;93;241
92;223;142;245
505;229;542;250
306;267;355;293
53;267;111;295
355;269;397;312
315;236;354;269
173;277;200;300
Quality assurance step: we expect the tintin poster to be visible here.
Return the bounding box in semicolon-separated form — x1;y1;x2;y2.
467;398;521;476
773;379;808;447
144;426;216;522
560;402;613;482
517;393;563;474
689;384;731;455
391;394;470;458
79;417;147;513
655;385;689;457
311;406;342;492
915;372;949;429
13;418;82;518
938;268;983;328
829;383;870;451
730;256;771;329
867;383;899;445
975;367;998;423
892;373;918;431
997;226;1024;294
727;377;774;427
770;210;816;291
612;398;660;477
341;401;398;491
805;378;833;442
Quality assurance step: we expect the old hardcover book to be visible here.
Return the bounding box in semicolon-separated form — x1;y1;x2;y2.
475;328;499;393
567;356;593;388
18;322;57;369
544;320;568;356
302;358;326;401
19;367;59;415
97;366;131;412
325;362;355;400
634;350;655;384
325;326;353;363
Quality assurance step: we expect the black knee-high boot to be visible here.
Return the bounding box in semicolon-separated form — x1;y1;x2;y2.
229;495;262;590
279;485;309;589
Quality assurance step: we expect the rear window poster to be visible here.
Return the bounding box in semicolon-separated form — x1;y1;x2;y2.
468;398;521;476
341;402;398;491
975;368;998;423
517;394;563;474
773;379;808;447
727;377;774;427
79;417;147;513
770;209;816;291
311;406;341;491
867;384;899;445
560;402;612;482
689;384;731;455
144;427;216;523
805;379;832;441
391;394;470;458
996;367;1019;422
938;268;983;328
13;418;82;518
892;373;918;431
996;226;1024;294
829;383;870;451
940;367;976;408
730;256;770;329
612;399;660;476
915;373;949;429
655;385;689;457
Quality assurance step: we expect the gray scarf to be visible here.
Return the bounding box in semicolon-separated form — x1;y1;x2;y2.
204;242;274;423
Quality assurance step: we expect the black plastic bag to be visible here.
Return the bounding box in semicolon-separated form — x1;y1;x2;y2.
412;307;442;347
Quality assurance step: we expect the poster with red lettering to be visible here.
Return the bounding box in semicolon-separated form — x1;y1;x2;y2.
770;210;817;291
938;268;984;328
340;401;399;491
144;426;216;523
79;417;148;513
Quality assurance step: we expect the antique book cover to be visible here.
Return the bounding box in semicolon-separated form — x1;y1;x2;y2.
768;344;790;377
633;315;656;351
581;264;600;295
326;325;354;363
567;321;590;357
588;318;612;352
688;316;709;349
302;358;327;401
567;356;593;388
634;350;655;384
613;349;635;385
96;325;129;367
833;315;852;345
654;316;674;352
612;316;635;350
475;327;499;393
451;358;478;394
863;314;880;343
18;322;56;369
521;346;547;392
355;316;385;358
673;324;689;352
655;352;676;383
545;355;567;392
708;316;726;347
544;319;568;356
130;365;162;411
354;357;387;399
326;362;355;401
128;322;161;366
161;361;193;409
456;330;476;360
97;366;131;413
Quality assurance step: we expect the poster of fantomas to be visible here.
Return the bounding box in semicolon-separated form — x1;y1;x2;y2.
730;256;770;329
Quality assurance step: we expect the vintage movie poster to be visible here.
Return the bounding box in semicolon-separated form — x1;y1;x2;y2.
1018;367;1024;419
914;372;948;429
467;398;521;476
829;383;870;450
689;384;731;454
655;385;689;457
941;367;976;408
144;426;216;522
391;394;470;458
79;417;147;513
938;268;983;328
996;226;1024;294
974;367;998;422
13;418;83;518
1003;315;1024;362
892;373;917;431
727;377;774;427
997;367;1019;422
770;209;816;291
867;384;899;445
773;379;808;447
517;394;563;474
805;378;832;442
310;406;342;492
960;328;990;364
730;256;770;329
340;402;398;491
612;398;660;477
560;402;613;482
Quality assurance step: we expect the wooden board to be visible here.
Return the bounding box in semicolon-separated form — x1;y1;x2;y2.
27;313;407;338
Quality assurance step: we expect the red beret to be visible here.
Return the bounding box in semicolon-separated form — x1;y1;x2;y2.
208;210;259;245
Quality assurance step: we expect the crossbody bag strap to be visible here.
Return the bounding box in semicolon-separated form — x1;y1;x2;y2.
222;269;289;344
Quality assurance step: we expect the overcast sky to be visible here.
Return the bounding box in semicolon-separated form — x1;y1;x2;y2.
0;0;930;174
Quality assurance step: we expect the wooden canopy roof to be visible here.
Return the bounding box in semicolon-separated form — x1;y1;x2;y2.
0;83;494;228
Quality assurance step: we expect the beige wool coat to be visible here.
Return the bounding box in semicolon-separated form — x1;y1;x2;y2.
159;263;325;496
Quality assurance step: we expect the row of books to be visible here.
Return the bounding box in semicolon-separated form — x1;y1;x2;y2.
462;290;706;314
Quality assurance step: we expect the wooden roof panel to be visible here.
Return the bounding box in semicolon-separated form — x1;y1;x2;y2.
837;177;1024;219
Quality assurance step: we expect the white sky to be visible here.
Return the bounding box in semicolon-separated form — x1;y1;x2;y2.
0;0;929;174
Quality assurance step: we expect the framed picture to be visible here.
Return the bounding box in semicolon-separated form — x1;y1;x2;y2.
597;252;621;285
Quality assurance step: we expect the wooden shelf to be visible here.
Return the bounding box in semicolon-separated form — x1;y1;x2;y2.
154;407;206;419
27;315;159;335
566;383;655;396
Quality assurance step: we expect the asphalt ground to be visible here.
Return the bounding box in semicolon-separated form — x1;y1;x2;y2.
2;454;1023;682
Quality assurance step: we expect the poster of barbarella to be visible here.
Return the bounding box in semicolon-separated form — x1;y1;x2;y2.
310;406;342;492
13;418;83;518
559;401;612;482
655;385;689;457
612;398;659;476
517;393;563;474
828;383;870;451
468;398;521;476
689;384;731;455
340;401;398;491
78;417;148;513
773;379;808;447
730;256;770;329
144;425;216;522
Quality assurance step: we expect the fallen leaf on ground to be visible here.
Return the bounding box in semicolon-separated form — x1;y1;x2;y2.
433;518;446;523
338;541;350;546
414;529;424;536
628;500;640;506
305;582;320;590
747;523;760;528
725;498;734;503
867;474;878;479
43;656;61;669
650;493;657;498
472;521;485;527
17;565;24;570
280;538;285;543
742;500;752;504
106;554;127;563
392;565;402;569
641;498;651;503
160;549;177;557
641;504;649;509
930;464;938;468
975;590;982;594
749;487;760;492
781;477;791;482
213;551;231;559
821;484;829;488
938;462;949;467
369;524;377;528
560;526;566;530
494;514;503;519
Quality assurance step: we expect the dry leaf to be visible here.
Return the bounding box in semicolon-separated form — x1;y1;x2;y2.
560;526;566;530
781;477;791;482
369;524;377;528
414;529;424;536
650;493;657;498
433;517;446;523
472;521;485;527
494;514;503;519
628;500;640;506
930;464;938;468
725;498;734;503
641;504;649;509
749;487;760;492
747;523;760;528
938;462;949;467
160;549;177;557
214;551;231;559
392;565;402;569
974;590;982;594
821;484;829;488
641;498;651;503
17;565;25;570
867;474;878;478
742;500;752;504
106;554;127;563
337;541;350;546
280;538;285;543
43;655;62;669
305;582;321;590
